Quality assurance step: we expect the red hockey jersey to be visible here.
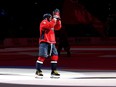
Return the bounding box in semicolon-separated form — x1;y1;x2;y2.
39;19;61;44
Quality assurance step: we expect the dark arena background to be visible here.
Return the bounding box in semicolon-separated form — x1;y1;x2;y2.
0;0;116;87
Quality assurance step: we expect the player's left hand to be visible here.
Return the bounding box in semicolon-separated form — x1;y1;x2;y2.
53;8;61;20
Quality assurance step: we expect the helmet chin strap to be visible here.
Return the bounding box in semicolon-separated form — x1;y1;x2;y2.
47;17;51;22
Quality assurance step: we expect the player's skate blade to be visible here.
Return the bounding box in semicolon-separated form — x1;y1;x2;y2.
35;75;43;79
50;75;60;79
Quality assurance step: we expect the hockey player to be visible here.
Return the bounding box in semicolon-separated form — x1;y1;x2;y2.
35;9;62;78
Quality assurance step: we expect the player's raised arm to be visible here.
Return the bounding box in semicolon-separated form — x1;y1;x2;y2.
53;8;62;30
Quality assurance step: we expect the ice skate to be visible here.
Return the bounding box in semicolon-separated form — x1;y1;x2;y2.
50;70;60;79
35;70;43;79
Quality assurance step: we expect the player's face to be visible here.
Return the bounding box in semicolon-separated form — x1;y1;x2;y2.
49;16;52;21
